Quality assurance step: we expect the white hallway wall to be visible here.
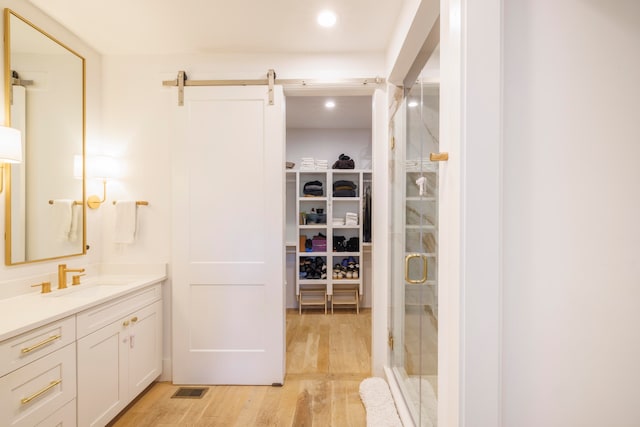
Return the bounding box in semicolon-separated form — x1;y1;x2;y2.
502;1;640;425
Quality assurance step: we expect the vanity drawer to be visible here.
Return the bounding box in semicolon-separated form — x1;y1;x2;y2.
34;398;76;426
0;343;76;427
0;316;76;377
76;283;161;338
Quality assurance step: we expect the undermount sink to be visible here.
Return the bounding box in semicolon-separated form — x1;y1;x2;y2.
45;283;129;298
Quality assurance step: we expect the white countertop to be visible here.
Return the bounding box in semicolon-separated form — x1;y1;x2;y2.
0;273;166;342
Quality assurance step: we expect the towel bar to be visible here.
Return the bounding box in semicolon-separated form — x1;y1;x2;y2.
112;200;149;206
49;200;82;206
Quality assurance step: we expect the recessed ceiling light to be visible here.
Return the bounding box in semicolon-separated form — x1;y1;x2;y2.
408;100;419;108
317;10;337;27
325;100;336;109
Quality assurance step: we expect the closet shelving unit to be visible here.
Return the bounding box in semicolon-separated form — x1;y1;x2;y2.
290;169;372;313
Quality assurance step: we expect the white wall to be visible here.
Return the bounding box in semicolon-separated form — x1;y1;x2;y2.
502;1;640;425
286;128;372;170
0;0;102;285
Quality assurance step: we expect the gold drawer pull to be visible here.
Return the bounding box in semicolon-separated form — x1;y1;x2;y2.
21;379;61;405
123;320;130;327
21;334;62;354
131;316;138;323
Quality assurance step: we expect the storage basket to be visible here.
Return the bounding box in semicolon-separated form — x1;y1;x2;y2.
312;236;327;252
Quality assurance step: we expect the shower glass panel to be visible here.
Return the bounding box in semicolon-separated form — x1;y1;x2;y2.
390;78;440;426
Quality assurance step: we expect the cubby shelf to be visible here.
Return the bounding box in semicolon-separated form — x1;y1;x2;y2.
293;169;372;313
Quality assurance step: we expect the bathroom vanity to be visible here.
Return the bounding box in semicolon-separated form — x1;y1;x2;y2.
0;271;165;426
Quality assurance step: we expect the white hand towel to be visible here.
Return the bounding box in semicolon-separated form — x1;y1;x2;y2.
52;199;73;241
68;203;82;242
114;201;137;244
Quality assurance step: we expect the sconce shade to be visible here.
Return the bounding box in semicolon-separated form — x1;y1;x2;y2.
0;126;22;163
86;155;116;181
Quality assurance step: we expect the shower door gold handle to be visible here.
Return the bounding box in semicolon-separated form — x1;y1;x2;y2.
405;253;428;284
430;152;449;162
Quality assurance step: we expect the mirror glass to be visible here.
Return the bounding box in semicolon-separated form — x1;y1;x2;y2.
4;9;86;265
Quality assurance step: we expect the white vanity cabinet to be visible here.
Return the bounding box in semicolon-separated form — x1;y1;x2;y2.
0;317;77;427
76;284;162;427
0;273;165;427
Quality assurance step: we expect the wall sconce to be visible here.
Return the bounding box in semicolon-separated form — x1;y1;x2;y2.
0;126;22;193
76;154;116;209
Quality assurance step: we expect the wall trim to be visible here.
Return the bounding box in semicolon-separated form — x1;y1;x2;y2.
457;0;504;425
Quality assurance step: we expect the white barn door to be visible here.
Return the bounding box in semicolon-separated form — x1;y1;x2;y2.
172;85;285;384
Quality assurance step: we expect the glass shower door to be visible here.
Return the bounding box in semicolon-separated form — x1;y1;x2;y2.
390;80;440;426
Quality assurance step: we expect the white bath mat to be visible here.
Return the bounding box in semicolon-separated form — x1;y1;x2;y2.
359;377;403;427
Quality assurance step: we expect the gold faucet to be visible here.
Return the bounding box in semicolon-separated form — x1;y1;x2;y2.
31;281;52;294
72;274;85;286
57;264;85;289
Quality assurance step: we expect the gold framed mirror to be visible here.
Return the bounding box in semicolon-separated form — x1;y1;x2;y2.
4;9;86;265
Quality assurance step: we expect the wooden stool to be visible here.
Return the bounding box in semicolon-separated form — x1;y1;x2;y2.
299;288;327;314
331;289;359;314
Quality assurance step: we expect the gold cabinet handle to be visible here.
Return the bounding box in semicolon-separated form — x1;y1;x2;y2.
123;320;130;327
21;334;62;354
429;152;449;162
21;379;61;404
131;316;138;323
405;253;428;284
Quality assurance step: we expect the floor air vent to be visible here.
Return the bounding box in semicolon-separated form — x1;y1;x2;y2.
171;387;209;399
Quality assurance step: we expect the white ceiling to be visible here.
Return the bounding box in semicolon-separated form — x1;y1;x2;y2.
287;96;371;129
25;0;399;128
26;0;404;56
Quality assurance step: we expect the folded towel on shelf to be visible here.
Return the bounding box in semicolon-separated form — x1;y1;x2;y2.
114;200;137;244
315;159;328;170
345;212;358;226
52;199;74;241
300;157;316;171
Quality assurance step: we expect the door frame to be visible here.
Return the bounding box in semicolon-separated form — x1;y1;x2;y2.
450;0;503;425
440;0;503;425
383;0;504;425
283;85;386;376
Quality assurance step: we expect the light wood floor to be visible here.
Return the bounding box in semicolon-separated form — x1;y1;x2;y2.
109;308;371;427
